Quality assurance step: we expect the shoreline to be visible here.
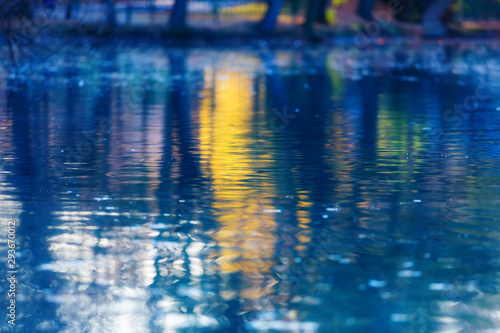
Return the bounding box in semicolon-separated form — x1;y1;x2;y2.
4;20;500;47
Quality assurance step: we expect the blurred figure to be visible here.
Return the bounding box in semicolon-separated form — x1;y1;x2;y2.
422;0;455;36
356;0;455;36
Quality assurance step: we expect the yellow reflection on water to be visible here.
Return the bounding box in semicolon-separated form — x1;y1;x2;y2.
198;57;278;300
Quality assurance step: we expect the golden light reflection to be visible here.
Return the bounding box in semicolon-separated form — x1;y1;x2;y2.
198;57;279;301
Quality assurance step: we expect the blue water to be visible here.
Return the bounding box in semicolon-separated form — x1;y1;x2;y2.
1;40;500;332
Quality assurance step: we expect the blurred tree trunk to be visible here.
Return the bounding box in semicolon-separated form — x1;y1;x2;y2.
149;0;155;24
304;0;321;35
356;0;376;21
65;2;72;20
3;20;17;69
259;0;283;32
316;0;328;24
105;0;116;26
0;0;33;69
170;0;188;29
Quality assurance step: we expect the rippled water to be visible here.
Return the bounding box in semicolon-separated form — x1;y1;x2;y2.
1;40;500;332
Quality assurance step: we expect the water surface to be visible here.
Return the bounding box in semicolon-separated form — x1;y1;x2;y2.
1;41;500;332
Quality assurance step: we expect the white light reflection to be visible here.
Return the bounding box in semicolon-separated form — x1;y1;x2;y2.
44;220;158;332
